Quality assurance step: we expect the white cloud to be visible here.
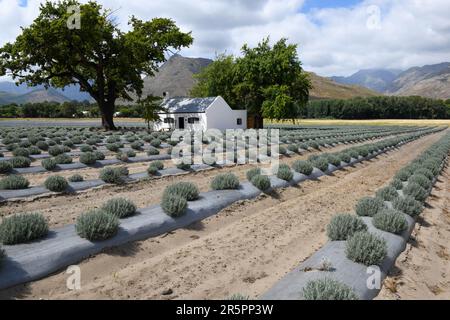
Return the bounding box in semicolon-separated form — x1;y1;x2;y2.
0;0;450;77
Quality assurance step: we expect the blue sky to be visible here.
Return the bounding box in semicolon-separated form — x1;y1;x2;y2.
17;0;27;7
301;0;362;12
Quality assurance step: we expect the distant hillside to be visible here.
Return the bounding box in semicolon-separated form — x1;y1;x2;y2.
308;72;379;100
331;69;401;92
139;54;213;99
0;88;70;105
0;82;92;105
332;62;450;99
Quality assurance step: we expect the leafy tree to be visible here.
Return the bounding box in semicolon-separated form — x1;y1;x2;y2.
0;0;193;130
139;95;165;129
191;38;311;128
235;38;311;127
261;85;294;121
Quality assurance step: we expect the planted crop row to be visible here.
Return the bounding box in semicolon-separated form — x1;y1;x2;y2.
300;132;450;300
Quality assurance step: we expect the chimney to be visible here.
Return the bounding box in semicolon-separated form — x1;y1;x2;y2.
163;91;169;101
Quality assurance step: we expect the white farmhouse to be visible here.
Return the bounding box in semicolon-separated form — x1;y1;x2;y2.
154;96;247;131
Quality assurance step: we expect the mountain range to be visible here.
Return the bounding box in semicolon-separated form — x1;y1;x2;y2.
1;56;450;106
0;82;92;105
331;62;450;99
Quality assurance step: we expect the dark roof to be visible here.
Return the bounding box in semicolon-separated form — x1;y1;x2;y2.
159;97;217;114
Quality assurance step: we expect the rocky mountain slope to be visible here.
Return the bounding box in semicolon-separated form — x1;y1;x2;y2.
139;54;213;98
331;69;401;92
332;63;450;99
389;63;450;99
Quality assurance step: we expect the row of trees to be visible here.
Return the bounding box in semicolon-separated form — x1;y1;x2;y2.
304;96;450;120
3;96;449;120
0;101;145;118
0;101;93;118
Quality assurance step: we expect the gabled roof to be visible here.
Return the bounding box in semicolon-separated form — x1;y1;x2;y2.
159;97;217;114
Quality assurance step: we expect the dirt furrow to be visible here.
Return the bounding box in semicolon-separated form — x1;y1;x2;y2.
1;130;446;300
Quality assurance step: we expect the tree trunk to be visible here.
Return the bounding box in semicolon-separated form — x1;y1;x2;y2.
255;114;264;129
248;114;264;129
99;102;117;131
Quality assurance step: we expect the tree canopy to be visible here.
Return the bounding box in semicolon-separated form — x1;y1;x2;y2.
0;0;193;130
191;38;311;128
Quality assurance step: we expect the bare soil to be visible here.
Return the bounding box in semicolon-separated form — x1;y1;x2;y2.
0;130;446;300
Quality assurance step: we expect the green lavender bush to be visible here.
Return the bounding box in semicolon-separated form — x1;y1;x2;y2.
211;173;240;190
44;175;69;192
0;213;49;245
392;196;423;217
373;209;408;234
303;278;358;300
76;210;119;241
327;214;368;241
355;197;385;217
0;175;30;190
345;231;387;266
101;198;137;218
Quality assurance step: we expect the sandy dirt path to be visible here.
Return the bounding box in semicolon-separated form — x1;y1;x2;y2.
1;130;446;300
0;139;382;228
377;163;450;300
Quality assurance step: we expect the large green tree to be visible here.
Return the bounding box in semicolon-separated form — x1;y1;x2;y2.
191;38;311;128
0;0;193;130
